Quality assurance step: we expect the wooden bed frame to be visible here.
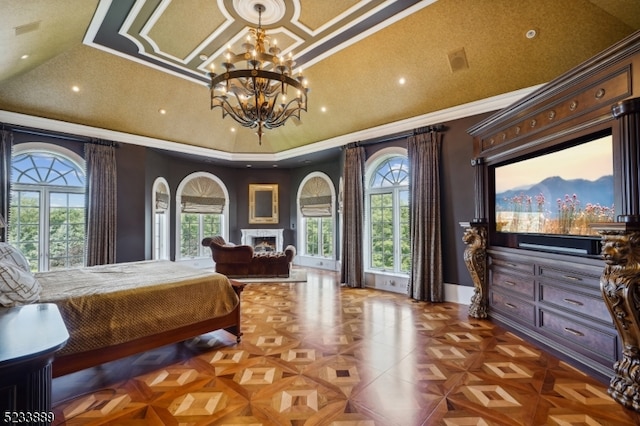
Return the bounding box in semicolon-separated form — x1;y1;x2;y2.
52;281;245;377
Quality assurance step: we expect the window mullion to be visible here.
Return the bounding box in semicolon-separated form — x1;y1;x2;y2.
41;188;50;271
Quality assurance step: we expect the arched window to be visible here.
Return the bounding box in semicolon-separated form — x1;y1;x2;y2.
297;172;335;259
176;172;229;259
365;149;410;274
10;143;86;272
152;177;170;260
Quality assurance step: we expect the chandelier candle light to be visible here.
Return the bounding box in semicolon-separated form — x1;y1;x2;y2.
208;3;309;144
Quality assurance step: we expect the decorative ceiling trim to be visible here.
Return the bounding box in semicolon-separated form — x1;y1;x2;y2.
83;0;432;86
291;0;373;37
296;0;434;69
0;84;542;164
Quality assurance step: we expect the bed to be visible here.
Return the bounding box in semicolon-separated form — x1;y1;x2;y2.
32;260;243;377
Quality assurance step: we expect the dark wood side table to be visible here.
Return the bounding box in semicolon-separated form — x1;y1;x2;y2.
0;303;68;425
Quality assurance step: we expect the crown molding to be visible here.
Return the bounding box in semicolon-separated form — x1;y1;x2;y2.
0;84;542;163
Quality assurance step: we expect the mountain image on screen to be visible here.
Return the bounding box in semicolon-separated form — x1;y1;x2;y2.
495;175;614;235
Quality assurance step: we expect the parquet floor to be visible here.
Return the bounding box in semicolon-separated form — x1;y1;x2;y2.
51;269;640;425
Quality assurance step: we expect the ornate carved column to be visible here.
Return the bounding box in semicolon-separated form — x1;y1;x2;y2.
592;224;640;411
460;156;489;318
460;222;488;319
612;98;640;223
591;98;640;411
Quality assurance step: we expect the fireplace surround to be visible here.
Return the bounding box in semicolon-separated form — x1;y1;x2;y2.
241;229;284;252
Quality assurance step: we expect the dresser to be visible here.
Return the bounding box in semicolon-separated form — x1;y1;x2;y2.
488;247;619;381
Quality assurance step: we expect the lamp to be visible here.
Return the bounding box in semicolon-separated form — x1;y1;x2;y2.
208;3;309;145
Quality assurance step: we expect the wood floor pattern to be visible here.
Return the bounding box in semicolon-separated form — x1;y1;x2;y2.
51;269;640;425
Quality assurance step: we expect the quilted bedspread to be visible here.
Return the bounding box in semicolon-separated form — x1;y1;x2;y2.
36;260;238;356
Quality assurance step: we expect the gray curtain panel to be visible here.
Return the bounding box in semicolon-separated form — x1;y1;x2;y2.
340;145;365;287
85;142;117;266
0;129;13;242
407;131;443;302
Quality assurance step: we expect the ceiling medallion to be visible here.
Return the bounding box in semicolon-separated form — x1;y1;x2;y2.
208;2;308;144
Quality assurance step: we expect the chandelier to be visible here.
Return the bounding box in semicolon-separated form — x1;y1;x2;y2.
208;3;309;144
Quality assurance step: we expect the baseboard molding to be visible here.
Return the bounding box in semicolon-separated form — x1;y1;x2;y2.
444;282;473;305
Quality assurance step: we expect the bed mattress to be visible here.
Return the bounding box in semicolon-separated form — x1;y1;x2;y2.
36;260;238;356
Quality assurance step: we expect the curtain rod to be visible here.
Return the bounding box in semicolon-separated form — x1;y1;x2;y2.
1;123;119;147
343;124;446;149
2;122;89;143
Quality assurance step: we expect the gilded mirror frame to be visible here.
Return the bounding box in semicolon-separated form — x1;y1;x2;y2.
249;184;279;224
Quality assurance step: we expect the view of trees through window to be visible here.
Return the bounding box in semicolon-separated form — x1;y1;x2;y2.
180;213;222;258
10;149;86;271
304;217;333;257
368;155;411;273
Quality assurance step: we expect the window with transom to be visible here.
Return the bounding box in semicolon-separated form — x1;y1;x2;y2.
10;144;86;271
365;151;410;274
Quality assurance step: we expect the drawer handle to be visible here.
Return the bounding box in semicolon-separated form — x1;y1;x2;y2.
504;281;517;286
562;275;582;281
563;298;583;306
564;327;584;337
504;302;517;309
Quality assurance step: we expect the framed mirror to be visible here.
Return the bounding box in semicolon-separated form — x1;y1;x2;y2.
249;184;279;224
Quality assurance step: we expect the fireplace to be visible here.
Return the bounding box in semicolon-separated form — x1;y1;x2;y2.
253;237;276;252
241;229;284;252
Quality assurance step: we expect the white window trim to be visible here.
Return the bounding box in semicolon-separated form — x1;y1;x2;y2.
11;143;86;271
296;171;336;259
364;147;409;276
151;177;170;260
175;172;229;260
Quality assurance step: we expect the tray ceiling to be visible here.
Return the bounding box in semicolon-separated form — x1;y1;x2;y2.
1;0;639;162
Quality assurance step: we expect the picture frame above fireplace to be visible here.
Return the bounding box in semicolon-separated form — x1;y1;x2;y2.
249;184;279;224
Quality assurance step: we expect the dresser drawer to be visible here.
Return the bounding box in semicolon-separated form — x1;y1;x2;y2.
491;257;535;274
491;267;534;299
490;290;535;326
539;283;611;324
537;264;600;288
539;308;618;363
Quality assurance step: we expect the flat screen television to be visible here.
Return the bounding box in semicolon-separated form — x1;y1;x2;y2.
492;131;614;255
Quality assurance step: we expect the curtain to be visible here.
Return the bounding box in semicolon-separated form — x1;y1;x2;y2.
340;144;365;287
0;129;12;242
407;130;443;302
85;142;117;266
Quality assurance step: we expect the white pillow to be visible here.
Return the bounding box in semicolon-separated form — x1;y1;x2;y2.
0;242;31;272
0;261;41;307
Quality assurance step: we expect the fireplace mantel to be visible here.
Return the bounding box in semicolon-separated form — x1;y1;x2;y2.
241;229;284;252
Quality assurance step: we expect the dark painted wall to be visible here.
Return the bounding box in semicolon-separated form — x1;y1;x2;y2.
6;110;490;287
338;112;493;287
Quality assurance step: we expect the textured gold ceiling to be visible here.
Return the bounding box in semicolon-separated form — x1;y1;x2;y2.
0;0;639;159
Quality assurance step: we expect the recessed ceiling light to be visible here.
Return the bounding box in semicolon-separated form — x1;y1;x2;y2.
158;108;166;114
399;77;406;85
525;29;538;39
20;54;29;60
321;106;327;113
71;85;80;92
199;54;208;61
230;127;236;132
